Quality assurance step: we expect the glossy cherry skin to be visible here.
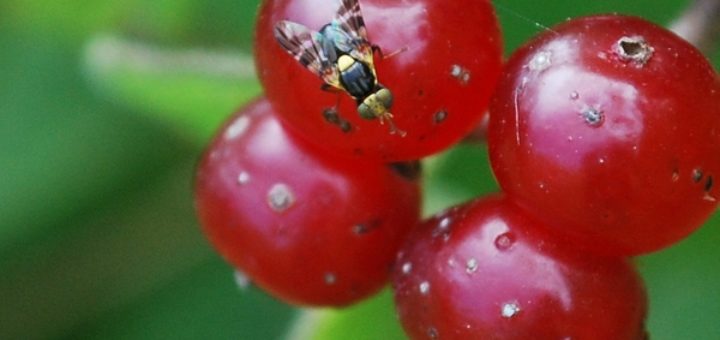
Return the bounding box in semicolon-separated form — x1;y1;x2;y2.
255;0;502;161
488;15;720;256
392;195;648;340
194;98;421;306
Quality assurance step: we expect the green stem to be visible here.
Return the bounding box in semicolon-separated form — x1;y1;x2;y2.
84;35;256;79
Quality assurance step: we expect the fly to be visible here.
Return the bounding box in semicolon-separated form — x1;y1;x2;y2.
274;0;405;136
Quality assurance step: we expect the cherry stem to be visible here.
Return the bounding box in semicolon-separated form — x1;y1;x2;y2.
669;0;720;56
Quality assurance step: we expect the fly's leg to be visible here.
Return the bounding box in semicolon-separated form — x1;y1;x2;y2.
378;112;407;137
372;45;409;60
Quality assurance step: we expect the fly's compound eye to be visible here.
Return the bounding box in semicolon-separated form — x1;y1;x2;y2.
358;102;376;120
358;88;394;120
376;88;393;109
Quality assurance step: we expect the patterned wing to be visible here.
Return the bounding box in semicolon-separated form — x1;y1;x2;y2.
336;0;369;42
274;20;341;87
334;0;373;62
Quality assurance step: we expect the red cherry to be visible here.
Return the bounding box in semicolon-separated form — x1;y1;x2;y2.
255;0;503;161
393;195;648;340
194;98;421;306
487;15;720;255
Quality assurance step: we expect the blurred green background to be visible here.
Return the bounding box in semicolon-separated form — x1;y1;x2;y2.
0;0;717;339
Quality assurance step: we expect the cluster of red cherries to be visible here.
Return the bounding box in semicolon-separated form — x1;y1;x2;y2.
194;0;720;338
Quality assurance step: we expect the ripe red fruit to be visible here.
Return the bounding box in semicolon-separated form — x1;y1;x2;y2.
194;98;421;306
255;0;503;161
487;15;720;255
393;195;648;340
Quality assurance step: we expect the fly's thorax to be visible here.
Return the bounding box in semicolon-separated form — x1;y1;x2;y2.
319;22;355;56
337;55;356;72
338;55;376;99
358;86;393;120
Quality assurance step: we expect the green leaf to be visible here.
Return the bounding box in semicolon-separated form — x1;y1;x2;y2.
0;30;191;259
638;212;720;340
496;0;685;55
84;35;262;145
3;0;261;47
286;289;405;340
423;143;499;216
70;257;297;340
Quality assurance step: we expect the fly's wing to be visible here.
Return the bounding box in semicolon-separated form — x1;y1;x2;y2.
334;0;374;64
274;20;341;88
